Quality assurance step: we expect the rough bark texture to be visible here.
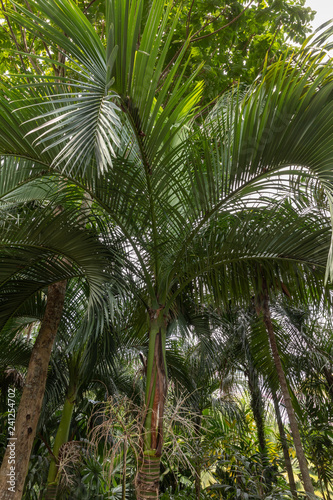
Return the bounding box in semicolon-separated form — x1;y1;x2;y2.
261;290;314;497
44;485;57;500
136;456;161;500
0;281;66;500
272;390;298;499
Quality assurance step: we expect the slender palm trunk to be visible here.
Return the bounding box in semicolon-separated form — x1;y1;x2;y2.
247;367;267;457
194;464;201;500
272;389;298;499
45;374;77;499
246;366;268;498
122;438;128;500
260;290;314;497
136;310;168;500
194;414;202;500
323;366;333;403
0;281;66;500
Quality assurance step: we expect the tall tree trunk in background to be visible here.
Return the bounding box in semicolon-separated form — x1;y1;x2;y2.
272;389;298;499
122;438;128;500
246;364;268;497
136;309;168;500
0;281;66;500
247;365;267;456
193;412;202;500
45;368;77;500
260;287;315;498
323;366;333;404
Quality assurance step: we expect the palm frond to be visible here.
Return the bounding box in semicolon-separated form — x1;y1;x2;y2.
0;205;125;329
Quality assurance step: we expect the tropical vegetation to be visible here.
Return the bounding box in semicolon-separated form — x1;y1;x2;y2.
0;0;332;499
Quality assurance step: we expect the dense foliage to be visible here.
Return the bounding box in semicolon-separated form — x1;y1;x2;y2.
0;0;332;499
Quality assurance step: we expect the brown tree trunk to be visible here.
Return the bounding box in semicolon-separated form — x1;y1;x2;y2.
136;312;168;500
272;389;298;499
260;290;314;498
195;463;201;500
136;456;161;500
0;281;66;500
247;366;267;456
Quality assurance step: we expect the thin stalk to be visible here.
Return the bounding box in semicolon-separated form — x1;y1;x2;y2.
194;414;202;500
246;365;268;498
261;289;315;498
122;438;127;500
246;365;267;457
272;389;298;499
45;375;77;496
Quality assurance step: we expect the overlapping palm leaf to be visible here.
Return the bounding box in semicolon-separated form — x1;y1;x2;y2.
0;0;333;318
4;0;203;175
0;204;124;330
180;198;331;306
6;0;123;172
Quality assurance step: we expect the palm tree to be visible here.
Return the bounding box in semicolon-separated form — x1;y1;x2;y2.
44;278;128;498
0;203;116;499
275;304;333;499
238;295;333;499
1;0;333;497
210;303;301;498
0;282;137;500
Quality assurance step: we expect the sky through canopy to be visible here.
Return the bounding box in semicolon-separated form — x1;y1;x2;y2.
305;0;333;31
